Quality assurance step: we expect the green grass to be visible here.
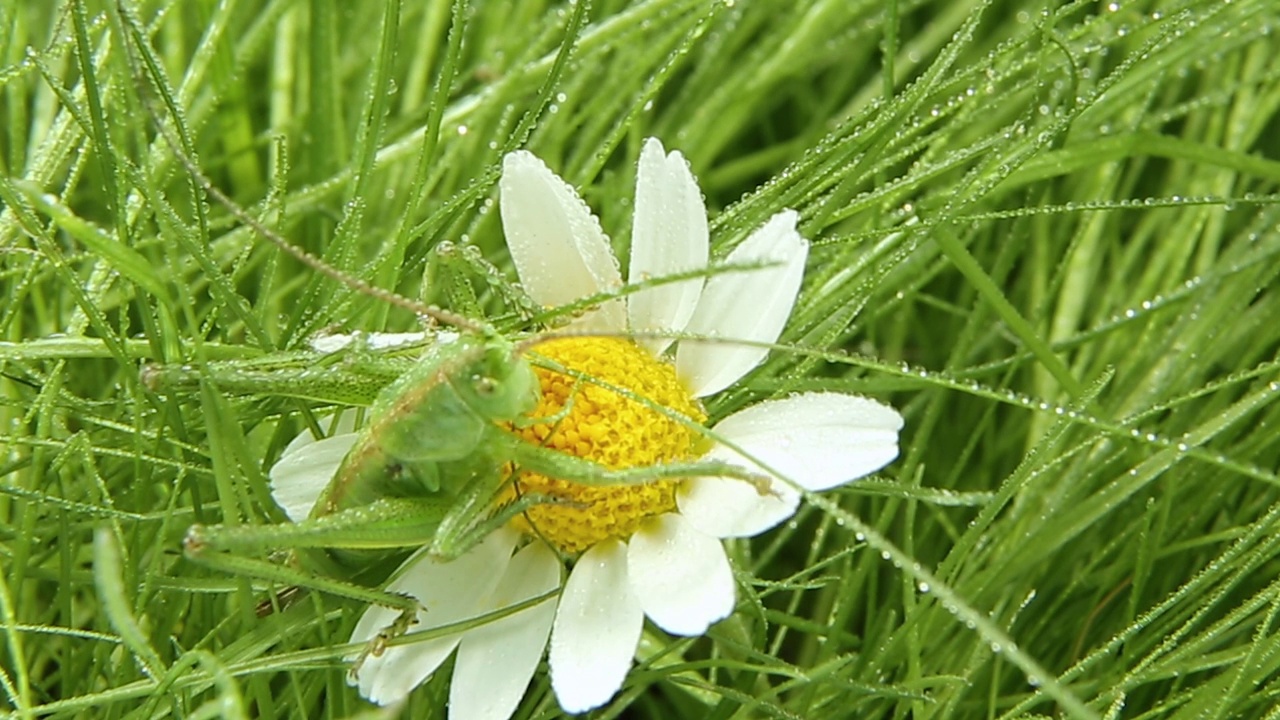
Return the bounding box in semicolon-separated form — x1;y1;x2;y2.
3;0;1280;718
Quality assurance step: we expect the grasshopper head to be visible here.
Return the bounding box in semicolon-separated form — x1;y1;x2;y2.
458;338;540;421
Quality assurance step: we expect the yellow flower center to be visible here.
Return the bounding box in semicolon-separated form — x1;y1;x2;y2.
505;337;707;554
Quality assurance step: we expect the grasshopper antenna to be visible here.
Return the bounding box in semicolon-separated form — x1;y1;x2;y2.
115;4;482;334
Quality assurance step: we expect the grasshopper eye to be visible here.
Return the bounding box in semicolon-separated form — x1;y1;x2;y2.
473;376;497;396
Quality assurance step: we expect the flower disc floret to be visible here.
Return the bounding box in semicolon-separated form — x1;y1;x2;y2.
507;337;707;553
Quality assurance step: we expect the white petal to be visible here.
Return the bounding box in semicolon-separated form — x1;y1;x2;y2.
279;410;359;456
350;529;518;705
678;392;901;538
678;471;800;538
451;543;560;720
711;392;903;491
500;150;625;331
627;138;709;354
308;330;442;354
676;210;808;397
627;514;734;636
549;539;643;713
269;428;358;522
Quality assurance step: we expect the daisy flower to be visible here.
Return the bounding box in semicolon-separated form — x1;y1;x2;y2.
268;138;904;719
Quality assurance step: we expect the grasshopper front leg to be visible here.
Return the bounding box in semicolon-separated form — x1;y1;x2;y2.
423;435;774;560
497;432;774;494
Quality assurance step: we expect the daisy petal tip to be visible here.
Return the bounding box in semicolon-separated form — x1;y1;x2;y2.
352;656;419;707
637;137;696;186
640;136;667;159
501;148;540;171
775;207;800;227
839;395;906;446
360;681;401;708
885;404;907;432
550;640;630;714
552;678;610;715
774;211;808;252
500;152;553;198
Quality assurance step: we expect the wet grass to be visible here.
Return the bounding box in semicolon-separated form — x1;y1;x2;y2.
2;1;1280;718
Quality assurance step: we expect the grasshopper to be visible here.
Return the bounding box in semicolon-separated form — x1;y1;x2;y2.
169;327;768;610
140;118;777;654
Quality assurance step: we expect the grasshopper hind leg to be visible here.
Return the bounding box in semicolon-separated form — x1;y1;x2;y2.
184;538;423;678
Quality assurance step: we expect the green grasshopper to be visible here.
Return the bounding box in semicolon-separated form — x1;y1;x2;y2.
170;328;763;610
145;125;773;647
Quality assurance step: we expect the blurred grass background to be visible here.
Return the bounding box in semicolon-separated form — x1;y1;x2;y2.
2;0;1280;718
